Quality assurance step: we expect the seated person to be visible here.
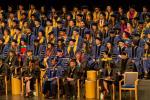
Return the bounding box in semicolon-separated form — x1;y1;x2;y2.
64;59;80;99
22;59;40;97
0;57;8;94
42;57;63;99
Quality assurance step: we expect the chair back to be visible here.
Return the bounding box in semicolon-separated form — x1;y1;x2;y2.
124;72;138;85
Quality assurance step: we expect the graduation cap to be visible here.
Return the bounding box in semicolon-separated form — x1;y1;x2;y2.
133;34;140;37
13;19;19;24
57;49;63;52
91;22;97;26
57;21;62;24
73;28;79;33
69;38;76;42
59;29;66;32
118;40;124;43
20;38;27;43
138;20;144;24
47;19;53;23
47;42;54;46
95;37;102;41
81;5;88;9
120;16;127;21
48;31;54;35
34;39;39;43
27;49;33;52
109;30;115;34
35;18;41;23
15;27;21;31
12;39;17;43
58;38;64;42
85;31;91;35
77;14;83;17
111;14;117;18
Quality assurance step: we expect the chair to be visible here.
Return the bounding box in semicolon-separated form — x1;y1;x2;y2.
119;72;138;100
0;75;7;95
21;68;39;96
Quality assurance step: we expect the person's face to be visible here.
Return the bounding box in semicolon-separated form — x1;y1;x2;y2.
67;15;71;20
23;22;28;27
80;21;85;27
73;7;78;11
62;7;66;12
106;6;112;12
51;60;56;65
9;52;14;57
47;44;52;48
15;29;20;35
86;15;91;20
73;31;78;36
107;43;112;48
143;7;147;12
103;53;108;58
76;53;81;59
118;7;123;13
4;30;8;35
69;21;74;27
19;5;23;10
99;14;104;19
50;34;54;38
26;28;31;34
9;13;14;19
34;21;40;26
0;40;3;44
46;21;51;25
119;42;124;47
34;42;38;46
57;52;63;57
27;52;32;56
51;8;56;13
129;8;134;12
12;22;17;27
21;41;25;45
144;43;149;49
110;33;115;37
96;39;101;45
85;34;90;38
70;61;76;67
30;5;35;10
8;6;12;12
58;41;62;45
11;42;16;46
69;41;74;46
95;8;99;12
148;34;150;39
57;23;62;28
38;32;43;37
41;6;45;12
92;25;97;30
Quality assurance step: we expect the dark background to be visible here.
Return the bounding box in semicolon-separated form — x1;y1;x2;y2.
0;0;149;11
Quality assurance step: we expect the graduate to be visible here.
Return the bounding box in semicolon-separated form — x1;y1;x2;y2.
42;57;63;99
64;59;80;99
22;59;40;97
45;19;53;38
66;19;75;37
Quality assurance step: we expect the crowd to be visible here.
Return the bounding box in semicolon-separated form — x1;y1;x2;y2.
0;4;150;99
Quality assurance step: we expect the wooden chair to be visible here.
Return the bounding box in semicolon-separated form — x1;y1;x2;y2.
21;77;39;96
119;72;138;100
0;75;8;95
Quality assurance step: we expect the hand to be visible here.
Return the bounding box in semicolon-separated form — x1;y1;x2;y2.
67;77;74;81
143;58;147;60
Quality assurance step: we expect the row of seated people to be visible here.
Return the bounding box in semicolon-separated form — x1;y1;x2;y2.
0;47;150;98
0;28;149;75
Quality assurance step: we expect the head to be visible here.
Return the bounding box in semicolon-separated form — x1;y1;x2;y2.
95;38;102;45
27;50;33;56
9;51;15;57
51;58;57;66
118;41;125;47
106;42;112;48
75;51;82;59
69;59;77;68
4;29;10;35
56;50;63;57
69;20;75;27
